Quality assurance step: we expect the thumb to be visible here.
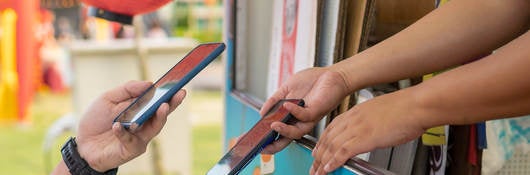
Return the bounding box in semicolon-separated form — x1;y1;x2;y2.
112;122;135;144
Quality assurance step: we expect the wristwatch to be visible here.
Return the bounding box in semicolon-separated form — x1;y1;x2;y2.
61;137;118;175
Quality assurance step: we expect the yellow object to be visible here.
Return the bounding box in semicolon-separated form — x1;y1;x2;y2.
0;9;19;123
94;18;111;41
421;0;451;146
421;73;447;145
423;126;447;145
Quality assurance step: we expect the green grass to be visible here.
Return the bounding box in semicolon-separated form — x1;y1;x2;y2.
192;124;222;175
0;92;72;175
0;90;223;175
189;90;223;175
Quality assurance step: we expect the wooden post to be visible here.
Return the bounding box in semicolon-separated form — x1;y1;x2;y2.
133;16;165;175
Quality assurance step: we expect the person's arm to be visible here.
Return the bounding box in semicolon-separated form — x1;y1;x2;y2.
262;0;529;155
311;30;530;175
332;0;529;92
416;31;530;126
51;160;70;175
309;0;530;174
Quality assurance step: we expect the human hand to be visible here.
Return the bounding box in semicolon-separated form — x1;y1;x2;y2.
310;90;427;175
260;68;351;154
75;80;186;172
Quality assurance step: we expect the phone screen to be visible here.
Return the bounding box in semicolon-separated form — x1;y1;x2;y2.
207;99;304;175
114;43;225;129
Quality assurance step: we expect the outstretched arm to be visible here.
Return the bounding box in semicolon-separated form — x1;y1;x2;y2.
307;0;530;174
312;29;530;175
262;0;529;156
416;31;530;126
333;0;529;92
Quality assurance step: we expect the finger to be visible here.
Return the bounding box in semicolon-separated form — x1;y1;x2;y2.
312;158;323;175
136;103;170;142
104;81;152;104
323;138;372;173
309;163;317;175
112;122;135;144
270;122;307;139
313;114;345;156
316;137;342;175
314;129;347;166
260;88;287;116
112;122;147;157
283;102;313;122
312;122;332;157
315;149;330;175
167;89;187;112
261;137;293;154
315;163;324;175
316;118;348;156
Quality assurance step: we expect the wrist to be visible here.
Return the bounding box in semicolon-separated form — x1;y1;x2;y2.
328;56;370;94
76;138;111;172
406;85;446;129
326;65;362;94
61;137;118;175
51;159;72;175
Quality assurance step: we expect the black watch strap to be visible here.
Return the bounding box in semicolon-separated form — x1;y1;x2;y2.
61;137;118;175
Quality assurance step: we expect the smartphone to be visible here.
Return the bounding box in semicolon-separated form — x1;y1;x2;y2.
207;99;305;175
113;42;225;131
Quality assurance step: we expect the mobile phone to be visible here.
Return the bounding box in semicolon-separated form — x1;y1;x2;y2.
113;42;225;131
207;99;305;175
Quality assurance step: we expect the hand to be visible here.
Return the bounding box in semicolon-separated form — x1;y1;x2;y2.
310;89;427;175
261;68;351;154
75;80;186;172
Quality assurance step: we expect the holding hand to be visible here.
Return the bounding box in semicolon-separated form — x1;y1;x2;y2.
261;68;351;154
310;89;427;175
53;80;186;174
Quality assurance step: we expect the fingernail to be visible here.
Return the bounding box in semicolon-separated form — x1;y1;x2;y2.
324;164;331;172
113;122;121;130
272;125;283;132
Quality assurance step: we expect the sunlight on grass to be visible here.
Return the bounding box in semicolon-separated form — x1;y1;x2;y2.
0;92;73;175
192;124;222;175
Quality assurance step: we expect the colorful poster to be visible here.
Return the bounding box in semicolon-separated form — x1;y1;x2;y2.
264;0;317;173
278;0;298;85
267;0;316;97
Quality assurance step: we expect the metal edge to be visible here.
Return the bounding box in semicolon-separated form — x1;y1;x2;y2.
294;136;395;175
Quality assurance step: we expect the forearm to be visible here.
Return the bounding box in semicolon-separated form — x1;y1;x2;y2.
331;0;529;92
51;160;71;175
413;31;530;128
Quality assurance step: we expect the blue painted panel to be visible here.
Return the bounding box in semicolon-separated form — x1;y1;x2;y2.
274;142;360;175
224;95;244;144
274;143;314;174
222;4;357;174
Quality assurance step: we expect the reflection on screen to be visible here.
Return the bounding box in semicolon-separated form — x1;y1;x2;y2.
114;43;222;124
129;82;176;122
207;99;302;175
